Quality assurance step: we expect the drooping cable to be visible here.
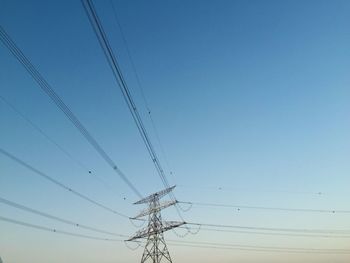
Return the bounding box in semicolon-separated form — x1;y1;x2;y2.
177;201;193;212
109;0;174;177
0;95;90;173
124;240;142;250
185;224;201;235
178;226;350;239
178;201;350;214
0;147;129;218
80;0;186;225
187;222;350;234
129;217;146;228
171;227;190;238
0;196;127;237
0;95;123;200
0;25;143;199
167;239;350;254
177;184;324;196
166;242;350;254
80;0;171;192
2;216;349;254
0;215;123;242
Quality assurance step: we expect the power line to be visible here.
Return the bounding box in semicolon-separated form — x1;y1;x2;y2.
80;0;186;226
177;184;324;196
131;218;350;235
166;242;350;255
0;95;90;173
166;239;350;253
0;215;123;242
0;196;127;237
179;201;350;214
2;215;349;255
0;24;143;199
0;95;123;200
187;222;350;234
179;226;350;239
80;0;171;192
109;0;174;177
0;147;129;218
2;213;349;255
127;187;184;263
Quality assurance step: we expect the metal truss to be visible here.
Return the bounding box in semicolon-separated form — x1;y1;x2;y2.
127;186;185;263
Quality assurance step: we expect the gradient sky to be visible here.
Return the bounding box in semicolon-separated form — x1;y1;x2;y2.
1;0;350;262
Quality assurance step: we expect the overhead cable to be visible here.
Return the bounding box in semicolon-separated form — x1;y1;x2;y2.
80;0;185;225
0;95;123;199
80;0;171;192
0;25;142;198
0;147;129;218
167;239;350;253
167;242;350;254
187;222;350;234
109;0;174;177
0;95;90;173
177;185;324;196
179;201;350;214
2;216;349;255
0;215;123;242
0;196;128;237
179;226;350;239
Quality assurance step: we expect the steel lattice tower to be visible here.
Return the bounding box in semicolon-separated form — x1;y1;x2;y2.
127;186;185;263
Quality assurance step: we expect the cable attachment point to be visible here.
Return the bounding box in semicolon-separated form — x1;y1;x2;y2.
171;227;189;238
188;224;201;235
177;201;193;212
129;218;146;228
124;240;141;251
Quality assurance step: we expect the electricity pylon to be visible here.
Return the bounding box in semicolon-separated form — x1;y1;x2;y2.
127;186;185;263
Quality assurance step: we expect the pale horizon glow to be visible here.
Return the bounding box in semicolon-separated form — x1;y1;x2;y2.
0;0;350;262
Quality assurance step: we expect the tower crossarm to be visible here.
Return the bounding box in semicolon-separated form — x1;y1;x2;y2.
131;200;178;219
128;186;183;263
134;186;176;204
127;221;185;241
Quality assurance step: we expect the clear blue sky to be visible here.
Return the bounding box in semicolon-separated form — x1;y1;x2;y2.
1;0;350;262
